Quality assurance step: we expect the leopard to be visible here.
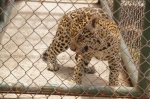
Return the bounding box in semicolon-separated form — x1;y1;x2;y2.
42;7;121;86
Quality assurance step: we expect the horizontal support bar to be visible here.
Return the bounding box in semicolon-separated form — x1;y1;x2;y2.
0;82;142;98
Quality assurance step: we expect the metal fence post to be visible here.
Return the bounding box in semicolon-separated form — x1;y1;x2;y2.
137;0;150;98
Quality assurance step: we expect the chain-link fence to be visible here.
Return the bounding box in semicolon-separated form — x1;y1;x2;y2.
0;0;149;98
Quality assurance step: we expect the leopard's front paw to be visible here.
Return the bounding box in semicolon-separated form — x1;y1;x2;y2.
47;64;60;71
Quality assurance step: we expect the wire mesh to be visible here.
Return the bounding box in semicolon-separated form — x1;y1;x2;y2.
0;0;149;98
120;0;144;67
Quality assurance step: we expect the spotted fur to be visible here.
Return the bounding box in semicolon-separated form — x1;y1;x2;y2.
42;7;121;86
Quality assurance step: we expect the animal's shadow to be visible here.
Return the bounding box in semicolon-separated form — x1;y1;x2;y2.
46;52;109;86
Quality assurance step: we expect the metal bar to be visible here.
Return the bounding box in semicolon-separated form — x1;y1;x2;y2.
120;35;138;86
137;0;150;98
0;82;142;98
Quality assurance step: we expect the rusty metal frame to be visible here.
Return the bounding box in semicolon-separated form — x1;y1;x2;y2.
0;0;149;98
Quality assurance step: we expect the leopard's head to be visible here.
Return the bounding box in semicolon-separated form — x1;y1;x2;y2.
69;18;98;55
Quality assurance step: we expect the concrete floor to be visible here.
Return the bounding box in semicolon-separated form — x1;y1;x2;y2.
0;0;130;99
